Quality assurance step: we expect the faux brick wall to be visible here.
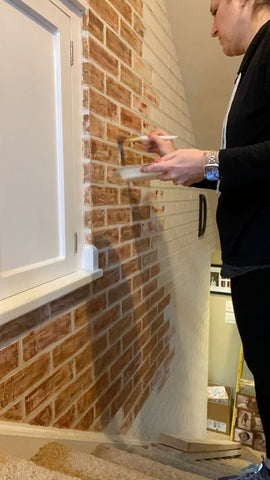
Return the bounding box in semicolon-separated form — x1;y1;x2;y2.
0;0;217;439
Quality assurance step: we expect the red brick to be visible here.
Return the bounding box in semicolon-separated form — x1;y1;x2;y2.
84;162;105;184
142;279;158;299
94;341;121;378
75;407;95;431
151;263;160;277
121;224;141;242
143;83;159;106
106;29;131;66
77;372;109;414
108;279;132;305
29;404;53;426
134;357;150;386
83;138;91;158
121;20;142;55
132;206;150;222
0;402;22;422
142;250;158;268
84;209;105;229
111;380;133;417
158;319;170;341
120;187;141;204
107;207;131;225
107;77;131;108
90;138;119;164
121;64;142;95
123;382;142;417
122;289;142;314
133;238;150;255
89;64;105;92
0;354;50;409
150;287;164;307
134;300;149;322
83;88;89;109
74;293;107;328
122;324;141;350
133;13;145;37
91;408;111;432
95;377;122;416
123;353;141;384
128;0;143;16
133;268;150;290
92;305;120;337
142;306;158;330
89;37;118;77
121;258;141;279
157;344;170;367
110;0;132;23
75;335;108;373
90;89;118;121
85;185;118;206
143;335;157;361
89;0;119;31
150;338;164;366
107;123;130;143
88;9;104;41
54;367;93;417
150;314;164;336
108;244;131;265
90;113;105;138
0;343;19;378
92;268;120;295
93;228;120;249
121;107;141;131
25;362;73;415
82;63;90;85
110;347;133;380
133;95;151;117
54;406;76;429
52;326;91;368
109;313;132;345
158;294;170;313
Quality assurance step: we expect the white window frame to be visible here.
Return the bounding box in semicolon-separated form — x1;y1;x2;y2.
0;0;102;325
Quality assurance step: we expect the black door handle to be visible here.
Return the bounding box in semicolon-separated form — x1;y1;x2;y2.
198;194;207;237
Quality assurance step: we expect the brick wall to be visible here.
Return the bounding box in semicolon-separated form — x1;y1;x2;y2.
0;0;217;438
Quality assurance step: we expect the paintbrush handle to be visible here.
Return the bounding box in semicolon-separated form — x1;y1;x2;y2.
126;135;177;142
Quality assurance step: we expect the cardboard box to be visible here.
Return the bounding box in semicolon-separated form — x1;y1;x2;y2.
207;385;232;435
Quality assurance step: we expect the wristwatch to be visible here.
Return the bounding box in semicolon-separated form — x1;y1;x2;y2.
204;151;219;181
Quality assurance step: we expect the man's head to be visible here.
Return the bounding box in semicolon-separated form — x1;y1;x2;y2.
210;0;270;56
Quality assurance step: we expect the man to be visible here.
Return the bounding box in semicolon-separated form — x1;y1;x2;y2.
142;1;270;479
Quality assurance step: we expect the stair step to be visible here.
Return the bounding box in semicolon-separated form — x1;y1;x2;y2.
31;441;159;480
92;444;208;480
0;449;77;480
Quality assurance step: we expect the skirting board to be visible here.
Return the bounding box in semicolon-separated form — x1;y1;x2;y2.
159;433;241;453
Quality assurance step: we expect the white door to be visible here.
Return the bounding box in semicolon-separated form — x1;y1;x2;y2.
0;0;76;300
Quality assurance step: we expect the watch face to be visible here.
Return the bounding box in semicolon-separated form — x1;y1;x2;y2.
205;165;219;181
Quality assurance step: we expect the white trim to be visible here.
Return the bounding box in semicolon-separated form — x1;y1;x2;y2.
0;268;103;325
57;0;88;16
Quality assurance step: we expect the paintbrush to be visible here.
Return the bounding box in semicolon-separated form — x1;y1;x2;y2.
124;135;177;143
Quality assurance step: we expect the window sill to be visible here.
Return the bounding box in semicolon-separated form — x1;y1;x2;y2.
0;268;103;325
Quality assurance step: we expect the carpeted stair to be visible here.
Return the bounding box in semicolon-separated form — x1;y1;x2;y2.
0;438;261;480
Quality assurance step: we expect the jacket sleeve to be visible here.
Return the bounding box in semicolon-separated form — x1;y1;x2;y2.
191;179;217;190
219;141;270;191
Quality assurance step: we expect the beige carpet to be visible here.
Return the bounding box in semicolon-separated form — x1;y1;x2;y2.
92;444;207;480
0;449;78;480
32;442;159;480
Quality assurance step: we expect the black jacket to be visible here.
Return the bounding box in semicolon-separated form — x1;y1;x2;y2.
196;20;270;266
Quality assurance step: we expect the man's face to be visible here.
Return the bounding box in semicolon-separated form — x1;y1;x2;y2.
210;0;248;56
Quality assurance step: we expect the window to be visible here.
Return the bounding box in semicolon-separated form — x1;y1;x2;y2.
0;0;102;321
